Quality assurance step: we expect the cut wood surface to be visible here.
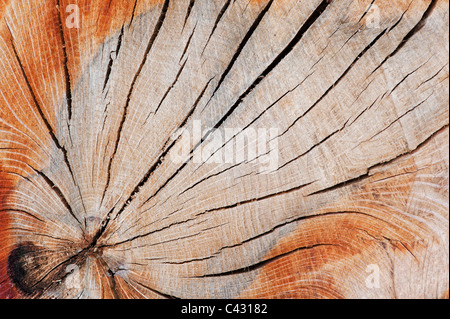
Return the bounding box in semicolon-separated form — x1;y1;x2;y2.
0;0;448;299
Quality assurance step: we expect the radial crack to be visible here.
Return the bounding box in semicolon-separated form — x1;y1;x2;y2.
101;0;170;208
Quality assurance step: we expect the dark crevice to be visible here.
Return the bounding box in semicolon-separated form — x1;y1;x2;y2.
143;0;331;207
100;0;170;208
97;257;120;299
177;78;215;129
345;94;381;128
307;124;448;197
369;0;437;77
387;57;431;96
207;0;330;132
7;238;100;296
182;0;196;31
17;205;153;293
6;227;76;243
28;247;91;296
357;0;376;23
8;35;85;227
350;78;376;108
396;241;419;262
194;243;335;278
334;26;362;56
192;72;314;180
213;211;384;258
164;255;215;265
3;168;33;184
307;172;370;196
388;0;414;32
131;279;180;299
201;0;232;56
178;161;243;197
206;0;274;102
279;27;389;138
102;26;125;93
416;63;448;89
27;165;83;227
102;79;213;237
9;37;69;173
153;58;188;115
356;227;419;261
369;124;449;172
173;210;383;266
0;209;44;223
196;181;315;216
90;207;113;247
143;231;202;248
137;79;213;207
56;0;73;121
129;0;139;25
277;126;342;170
179;23;197;63
178;76;302;195
369;167;427;184
106;270;119;299
364;91;433;142
106;0;113;11
100;217;197;248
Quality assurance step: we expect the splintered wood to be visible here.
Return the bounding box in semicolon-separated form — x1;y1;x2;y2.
0;0;448;299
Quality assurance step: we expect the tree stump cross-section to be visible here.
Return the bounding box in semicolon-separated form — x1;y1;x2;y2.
0;0;448;299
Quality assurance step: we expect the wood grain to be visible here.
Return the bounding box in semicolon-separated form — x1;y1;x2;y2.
0;0;448;299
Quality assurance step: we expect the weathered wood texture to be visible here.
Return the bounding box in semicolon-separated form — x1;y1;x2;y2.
0;0;448;299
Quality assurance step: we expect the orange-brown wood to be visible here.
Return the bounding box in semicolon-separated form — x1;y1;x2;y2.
0;0;448;299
